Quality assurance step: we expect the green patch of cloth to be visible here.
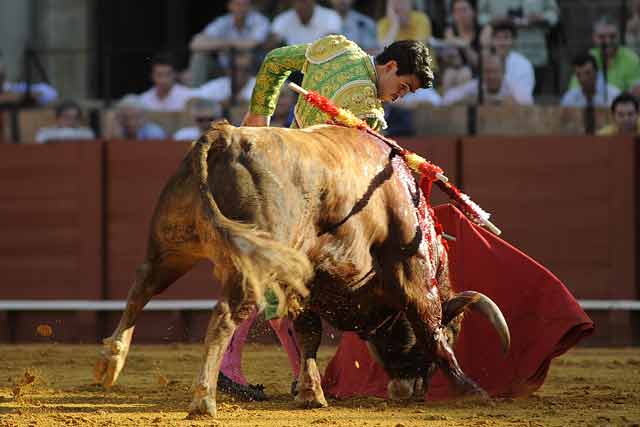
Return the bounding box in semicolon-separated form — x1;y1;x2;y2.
263;288;280;320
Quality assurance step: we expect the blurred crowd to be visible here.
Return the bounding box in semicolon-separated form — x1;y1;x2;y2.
2;0;640;141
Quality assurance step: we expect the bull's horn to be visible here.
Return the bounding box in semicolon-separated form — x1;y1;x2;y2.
443;291;510;354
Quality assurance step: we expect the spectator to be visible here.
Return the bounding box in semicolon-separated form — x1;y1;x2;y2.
140;54;194;112
626;0;640;56
444;0;481;72
35;100;95;143
173;98;223;141
442;53;533;105
490;19;535;98
189;0;270;86
194;50;256;105
440;45;472;93
394;86;442;107
378;0;433;47
271;0;342;46
570;16;640;93
0;61;57;106
330;0;378;52
597;92;640;135
477;0;559;71
111;95;167;140
561;53;620;108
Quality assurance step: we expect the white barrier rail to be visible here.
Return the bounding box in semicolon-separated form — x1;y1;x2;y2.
0;299;638;311
0;300;217;311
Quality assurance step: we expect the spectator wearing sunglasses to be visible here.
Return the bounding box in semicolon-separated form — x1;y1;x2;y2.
173;98;223;141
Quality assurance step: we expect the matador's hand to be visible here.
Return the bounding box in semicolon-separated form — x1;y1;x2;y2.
242;112;270;127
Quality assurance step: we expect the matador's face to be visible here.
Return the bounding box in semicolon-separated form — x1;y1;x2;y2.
376;60;421;103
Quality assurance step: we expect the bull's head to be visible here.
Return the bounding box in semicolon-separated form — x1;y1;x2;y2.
367;291;510;400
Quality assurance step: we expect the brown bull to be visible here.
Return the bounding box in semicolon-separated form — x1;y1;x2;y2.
94;121;509;417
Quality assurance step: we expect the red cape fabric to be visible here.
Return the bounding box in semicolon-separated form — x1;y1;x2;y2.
322;204;594;400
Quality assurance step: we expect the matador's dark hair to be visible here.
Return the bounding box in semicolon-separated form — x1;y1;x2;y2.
375;40;434;89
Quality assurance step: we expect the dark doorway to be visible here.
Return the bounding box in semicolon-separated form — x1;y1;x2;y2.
94;1;225;102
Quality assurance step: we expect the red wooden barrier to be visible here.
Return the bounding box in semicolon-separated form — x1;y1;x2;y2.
460;136;636;345
0;142;104;341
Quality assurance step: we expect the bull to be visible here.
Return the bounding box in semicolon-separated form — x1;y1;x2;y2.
94;122;510;417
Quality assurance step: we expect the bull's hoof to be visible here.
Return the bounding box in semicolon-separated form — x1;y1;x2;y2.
94;338;128;387
217;372;267;401
295;387;328;408
187;396;217;418
388;379;415;401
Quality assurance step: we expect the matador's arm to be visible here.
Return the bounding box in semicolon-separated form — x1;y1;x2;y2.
245;43;308;125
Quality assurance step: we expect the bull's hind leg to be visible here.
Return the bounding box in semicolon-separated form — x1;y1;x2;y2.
94;254;196;387
293;310;327;408
188;294;255;417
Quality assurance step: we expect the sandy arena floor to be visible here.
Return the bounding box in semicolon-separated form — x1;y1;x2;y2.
0;343;638;426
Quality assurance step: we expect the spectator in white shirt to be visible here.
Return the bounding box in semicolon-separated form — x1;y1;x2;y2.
194;50;256;105
443;53;533;105
271;0;342;46
189;0;270;86
329;0;378;52
490;19;535;99
173;98;223;141
561;53;621;108
140;54;194;112
35;100;95;143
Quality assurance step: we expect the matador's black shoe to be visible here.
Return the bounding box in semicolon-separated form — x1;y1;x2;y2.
217;372;268;401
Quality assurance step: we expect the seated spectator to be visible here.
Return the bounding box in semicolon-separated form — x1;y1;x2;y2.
444;0;481;72
490;19;535;98
330;0;378;52
173;98;223;141
442;53;533;105
597;92;640;136
270;0;341;46
140;54;194;112
394;87;442;107
378;0;433;47
626;0;640;56
35;100;95;143
440;45;472;94
570;16;640;93
0;61;57;106
331;0;379;53
194;50;256;105
111;95;167;140
477;0;559;71
561;53;620;108
189;0;270;86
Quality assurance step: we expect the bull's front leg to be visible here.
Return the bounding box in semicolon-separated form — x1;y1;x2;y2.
293;310;328;408
188;301;239;418
405;293;488;399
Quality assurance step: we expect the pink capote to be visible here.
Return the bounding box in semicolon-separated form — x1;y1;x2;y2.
322;204;594;400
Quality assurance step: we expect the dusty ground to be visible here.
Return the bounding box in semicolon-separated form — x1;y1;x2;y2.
0;343;638;427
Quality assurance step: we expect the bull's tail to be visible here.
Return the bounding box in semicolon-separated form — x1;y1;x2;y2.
191;123;312;317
